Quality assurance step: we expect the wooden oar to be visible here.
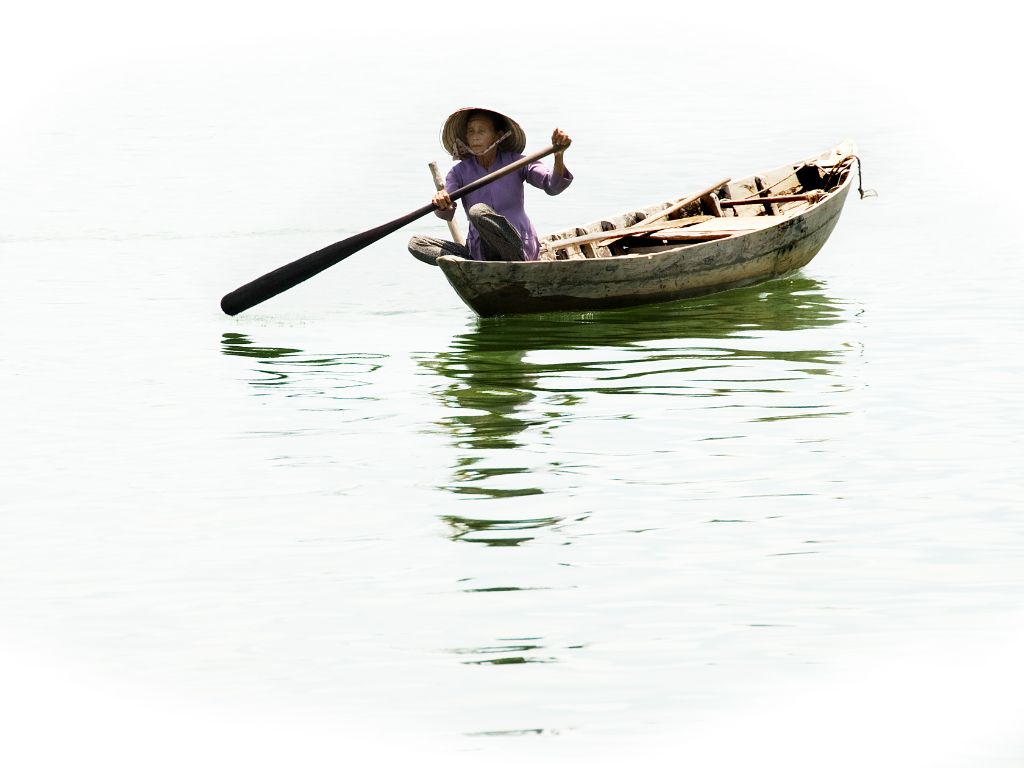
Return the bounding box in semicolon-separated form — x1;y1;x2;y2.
220;144;562;315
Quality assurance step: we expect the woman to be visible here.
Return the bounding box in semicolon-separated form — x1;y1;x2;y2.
408;107;573;265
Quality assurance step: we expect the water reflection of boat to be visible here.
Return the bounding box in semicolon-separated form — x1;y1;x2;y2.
418;276;854;519
444;275;848;352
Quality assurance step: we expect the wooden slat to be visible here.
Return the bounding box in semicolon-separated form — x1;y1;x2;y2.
754;176;776;215
702;191;724;217
721;192;824;207
631;229;734;242
631;215;787;242
687;216;787;231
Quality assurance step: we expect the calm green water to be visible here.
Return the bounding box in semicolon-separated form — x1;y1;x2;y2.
2;6;1022;765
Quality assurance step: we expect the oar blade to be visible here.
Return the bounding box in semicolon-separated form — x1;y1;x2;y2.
220;206;430;316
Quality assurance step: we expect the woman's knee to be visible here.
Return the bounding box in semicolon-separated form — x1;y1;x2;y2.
408;235;441;265
468;203;496;222
408;235;433;252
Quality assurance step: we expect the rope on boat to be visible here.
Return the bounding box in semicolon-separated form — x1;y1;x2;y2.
851;155;877;199
819;155;876;199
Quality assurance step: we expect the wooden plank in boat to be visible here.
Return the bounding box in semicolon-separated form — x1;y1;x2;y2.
635;215;791;242
543;215;713;253
686;215;789;232
635;229;734;242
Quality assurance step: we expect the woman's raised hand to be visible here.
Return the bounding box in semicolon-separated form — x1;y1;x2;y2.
432;189;453;210
552;128;572;151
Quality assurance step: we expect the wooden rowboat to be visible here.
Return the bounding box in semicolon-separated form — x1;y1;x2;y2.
435;140;859;317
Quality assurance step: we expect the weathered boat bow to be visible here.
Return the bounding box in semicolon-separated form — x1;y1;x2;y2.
435;141;858;317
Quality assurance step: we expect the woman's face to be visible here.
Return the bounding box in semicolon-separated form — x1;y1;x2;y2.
465;115;500;155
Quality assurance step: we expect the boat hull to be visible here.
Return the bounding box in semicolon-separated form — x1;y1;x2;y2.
436;147;854;317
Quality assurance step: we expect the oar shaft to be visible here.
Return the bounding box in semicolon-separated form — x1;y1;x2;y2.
220;145;561;316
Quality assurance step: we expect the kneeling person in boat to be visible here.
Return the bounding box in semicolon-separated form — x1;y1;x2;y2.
408;108;573;265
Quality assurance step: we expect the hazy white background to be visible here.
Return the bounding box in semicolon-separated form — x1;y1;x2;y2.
2;1;1021;766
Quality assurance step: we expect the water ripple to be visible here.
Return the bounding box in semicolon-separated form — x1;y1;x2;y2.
221;332;385;404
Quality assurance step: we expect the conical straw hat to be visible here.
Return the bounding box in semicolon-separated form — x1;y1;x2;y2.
441;107;526;159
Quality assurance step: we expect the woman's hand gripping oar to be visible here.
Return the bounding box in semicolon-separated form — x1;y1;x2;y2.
428;161;464;249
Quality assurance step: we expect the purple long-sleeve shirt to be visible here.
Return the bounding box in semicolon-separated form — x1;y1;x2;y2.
435;150;573;261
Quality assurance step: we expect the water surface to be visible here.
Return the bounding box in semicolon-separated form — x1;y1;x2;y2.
2;7;1022;765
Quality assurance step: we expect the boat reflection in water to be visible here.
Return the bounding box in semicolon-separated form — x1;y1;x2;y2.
417;276;857;545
